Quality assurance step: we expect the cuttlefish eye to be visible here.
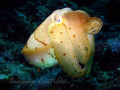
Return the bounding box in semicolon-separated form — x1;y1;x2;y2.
52;14;63;24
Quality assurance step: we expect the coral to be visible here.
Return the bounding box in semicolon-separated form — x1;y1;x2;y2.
107;37;120;54
0;74;8;80
65;0;78;9
80;7;94;16
0;62;32;80
34;67;62;89
0;40;24;62
109;23;120;31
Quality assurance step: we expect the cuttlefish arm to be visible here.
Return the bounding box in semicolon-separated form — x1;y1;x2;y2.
48;23;87;77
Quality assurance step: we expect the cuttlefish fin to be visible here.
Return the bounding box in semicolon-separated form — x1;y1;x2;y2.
83;17;103;34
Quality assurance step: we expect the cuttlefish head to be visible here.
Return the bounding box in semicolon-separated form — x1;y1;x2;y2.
22;7;103;78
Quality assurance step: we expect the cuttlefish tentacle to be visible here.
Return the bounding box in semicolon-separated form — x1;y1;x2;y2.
48;23;87;77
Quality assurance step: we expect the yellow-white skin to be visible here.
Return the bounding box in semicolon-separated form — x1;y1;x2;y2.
22;7;103;78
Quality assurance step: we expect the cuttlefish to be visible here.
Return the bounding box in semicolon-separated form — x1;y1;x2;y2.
22;7;103;78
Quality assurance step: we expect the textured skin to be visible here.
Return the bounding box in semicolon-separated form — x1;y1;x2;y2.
22;7;103;77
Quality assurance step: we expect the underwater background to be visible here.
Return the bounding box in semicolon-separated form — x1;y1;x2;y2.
0;0;120;90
